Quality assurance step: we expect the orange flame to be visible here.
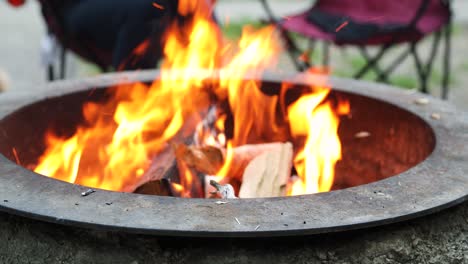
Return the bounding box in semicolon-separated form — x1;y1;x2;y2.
220;26;284;146
34;0;349;197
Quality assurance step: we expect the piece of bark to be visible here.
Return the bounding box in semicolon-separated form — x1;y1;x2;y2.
132;145;178;196
130;144;178;193
173;144;224;175
134;178;173;196
173;141;212;198
131;114;201;195
132;143;219;197
239;142;293;198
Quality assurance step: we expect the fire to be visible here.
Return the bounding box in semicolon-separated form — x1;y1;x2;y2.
33;0;349;197
288;92;349;195
282;72;349;195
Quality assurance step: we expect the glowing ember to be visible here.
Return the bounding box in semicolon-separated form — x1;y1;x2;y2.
34;0;349;197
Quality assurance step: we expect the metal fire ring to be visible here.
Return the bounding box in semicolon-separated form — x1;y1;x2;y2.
0;70;467;237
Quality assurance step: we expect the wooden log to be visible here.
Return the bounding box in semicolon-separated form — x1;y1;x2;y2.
132;114;200;196
225;142;293;182
169;142;289;182
138;145;178;185
238;142;293;198
132;145;178;196
133;138;294;197
174;152;205;198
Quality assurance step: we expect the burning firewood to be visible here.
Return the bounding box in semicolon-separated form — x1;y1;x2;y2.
132;147;177;196
134;178;173;196
132;115;202;196
225;142;293;182
238;142;293;198
132;138;215;197
173;144;224;175
134;141;295;198
172;142;290;181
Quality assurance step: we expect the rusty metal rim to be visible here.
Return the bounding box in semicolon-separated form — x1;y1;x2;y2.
0;70;466;237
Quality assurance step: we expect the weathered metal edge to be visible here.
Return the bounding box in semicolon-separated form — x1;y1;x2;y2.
0;70;466;237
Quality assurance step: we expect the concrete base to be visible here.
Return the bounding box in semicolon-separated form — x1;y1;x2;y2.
1;201;466;264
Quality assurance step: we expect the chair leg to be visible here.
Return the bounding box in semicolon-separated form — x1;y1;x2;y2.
47;65;54;81
279;29;310;71
411;43;430;93
411;30;442;95
60;48;66;79
377;46;412;82
323;42;330;67
359;47;388;82
424;31;442;79
258;0;278;24
354;44;390;79
306;39;316;67
258;0;310;71
442;22;451;99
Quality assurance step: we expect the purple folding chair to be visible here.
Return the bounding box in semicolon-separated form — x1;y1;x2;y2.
260;0;452;98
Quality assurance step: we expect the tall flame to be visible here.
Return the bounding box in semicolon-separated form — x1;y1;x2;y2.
34;0;349;196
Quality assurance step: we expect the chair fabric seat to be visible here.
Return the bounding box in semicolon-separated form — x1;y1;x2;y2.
281;0;450;46
38;0;113;70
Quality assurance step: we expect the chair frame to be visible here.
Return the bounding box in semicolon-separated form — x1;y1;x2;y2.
259;0;452;99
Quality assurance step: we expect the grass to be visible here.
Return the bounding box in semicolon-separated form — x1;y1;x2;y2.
221;19;264;40
335;55;378;81
389;75;418;89
334;52;457;90
451;23;462;36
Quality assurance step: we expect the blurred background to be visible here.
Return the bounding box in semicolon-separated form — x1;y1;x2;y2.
0;0;467;109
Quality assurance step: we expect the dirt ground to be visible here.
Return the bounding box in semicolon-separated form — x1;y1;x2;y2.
0;200;467;263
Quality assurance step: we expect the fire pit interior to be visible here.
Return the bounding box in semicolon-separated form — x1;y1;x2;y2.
0;79;435;197
0;0;437;199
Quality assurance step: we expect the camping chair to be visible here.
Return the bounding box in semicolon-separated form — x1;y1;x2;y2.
38;0;113;81
259;0;452;98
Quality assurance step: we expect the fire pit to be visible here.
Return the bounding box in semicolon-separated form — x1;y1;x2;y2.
1;0;467;261
0;71;467;263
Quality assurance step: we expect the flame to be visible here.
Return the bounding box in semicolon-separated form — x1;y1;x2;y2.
220;25;284;146
288;95;346;195
34;0;349;197
35;0;220;192
214;141;234;182
286;72;349;195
